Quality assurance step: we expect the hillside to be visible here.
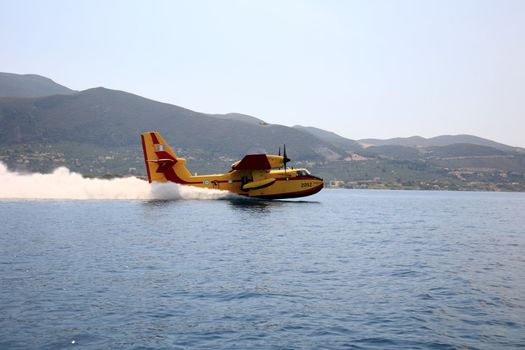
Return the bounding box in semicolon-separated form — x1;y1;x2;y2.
0;72;76;98
293;126;362;152
0;72;524;191
359;135;523;154
210;112;266;125
425;143;507;158
0;87;345;166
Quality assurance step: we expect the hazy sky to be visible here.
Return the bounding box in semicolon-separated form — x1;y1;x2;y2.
1;0;524;146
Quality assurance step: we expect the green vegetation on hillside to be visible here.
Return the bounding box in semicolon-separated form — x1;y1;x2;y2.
1;72;525;192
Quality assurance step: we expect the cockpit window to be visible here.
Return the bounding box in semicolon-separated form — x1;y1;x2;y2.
296;170;307;177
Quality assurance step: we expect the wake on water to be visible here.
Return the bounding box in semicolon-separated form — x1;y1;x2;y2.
0;163;233;200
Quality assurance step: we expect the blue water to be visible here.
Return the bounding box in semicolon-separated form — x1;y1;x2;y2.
1;189;525;349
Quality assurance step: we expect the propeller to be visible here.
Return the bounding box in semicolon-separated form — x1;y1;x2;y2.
283;144;290;174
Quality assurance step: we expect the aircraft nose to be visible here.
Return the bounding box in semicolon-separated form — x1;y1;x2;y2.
312;177;324;189
310;178;324;196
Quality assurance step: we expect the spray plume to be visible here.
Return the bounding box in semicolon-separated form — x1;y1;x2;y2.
0;163;231;200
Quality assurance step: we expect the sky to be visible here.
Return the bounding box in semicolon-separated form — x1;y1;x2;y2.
1;0;524;147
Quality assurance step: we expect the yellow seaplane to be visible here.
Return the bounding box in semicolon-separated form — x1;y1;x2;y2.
141;131;324;199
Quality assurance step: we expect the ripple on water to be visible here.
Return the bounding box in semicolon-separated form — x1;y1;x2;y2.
1;190;525;349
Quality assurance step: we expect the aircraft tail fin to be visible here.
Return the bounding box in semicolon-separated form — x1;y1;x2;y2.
140;131;193;183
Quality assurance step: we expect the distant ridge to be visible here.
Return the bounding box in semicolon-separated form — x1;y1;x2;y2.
0;72;76;98
210;112;267;125
293;125;362;152
359;135;523;153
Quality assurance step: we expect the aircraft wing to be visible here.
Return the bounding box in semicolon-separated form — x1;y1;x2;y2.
232;154;272;170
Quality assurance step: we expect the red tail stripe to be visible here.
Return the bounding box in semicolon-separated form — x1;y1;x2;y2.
150;132;160;144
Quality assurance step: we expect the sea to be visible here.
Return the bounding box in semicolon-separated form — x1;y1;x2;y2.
1;189;525;349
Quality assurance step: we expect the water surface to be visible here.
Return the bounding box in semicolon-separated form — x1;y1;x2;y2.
1;189;524;349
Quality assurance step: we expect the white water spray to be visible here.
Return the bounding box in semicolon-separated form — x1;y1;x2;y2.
0;163;232;200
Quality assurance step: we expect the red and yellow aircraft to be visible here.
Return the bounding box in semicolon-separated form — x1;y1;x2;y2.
141;131;324;199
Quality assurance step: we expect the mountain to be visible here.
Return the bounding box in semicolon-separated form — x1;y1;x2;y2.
359;145;423;160
425;143;507;158
0;87;344;162
359;136;427;148
293;126;362;152
210;112;266;125
0;72;76;98
359;135;523;153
